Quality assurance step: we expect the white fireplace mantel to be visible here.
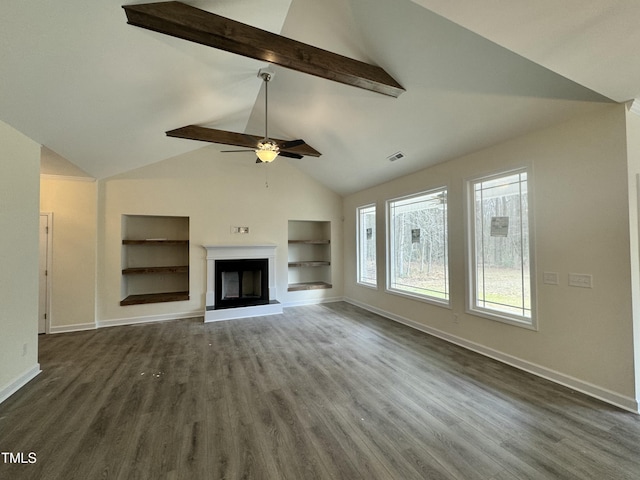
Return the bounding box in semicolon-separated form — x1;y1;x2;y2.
203;244;282;322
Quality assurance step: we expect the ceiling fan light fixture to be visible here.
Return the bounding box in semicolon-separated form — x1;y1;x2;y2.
256;141;279;162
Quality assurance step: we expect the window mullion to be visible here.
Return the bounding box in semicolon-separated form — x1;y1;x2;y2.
480;185;486;309
519;174;525;317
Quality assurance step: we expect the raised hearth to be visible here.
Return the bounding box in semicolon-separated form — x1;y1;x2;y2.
203;244;282;322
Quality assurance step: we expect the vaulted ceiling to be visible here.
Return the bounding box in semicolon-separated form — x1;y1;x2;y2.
2;0;638;195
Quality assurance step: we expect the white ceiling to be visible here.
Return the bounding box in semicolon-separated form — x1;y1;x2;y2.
2;0;637;195
411;0;640;103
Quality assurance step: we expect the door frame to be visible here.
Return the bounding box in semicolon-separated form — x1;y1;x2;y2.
40;212;53;334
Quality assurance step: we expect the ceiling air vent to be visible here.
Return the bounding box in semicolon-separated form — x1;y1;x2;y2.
387;151;404;162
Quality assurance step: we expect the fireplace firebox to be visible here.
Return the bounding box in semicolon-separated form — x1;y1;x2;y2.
214;259;269;309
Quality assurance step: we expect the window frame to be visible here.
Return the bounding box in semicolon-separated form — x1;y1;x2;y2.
465;167;537;329
386;186;450;307
356;203;378;288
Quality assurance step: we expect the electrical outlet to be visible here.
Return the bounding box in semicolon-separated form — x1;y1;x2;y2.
453;313;459;324
543;272;559;285
569;273;593;288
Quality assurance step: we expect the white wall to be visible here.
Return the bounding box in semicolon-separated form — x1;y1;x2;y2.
96;146;344;325
40;177;97;331
344;104;637;410
0;120;41;403
625;104;640;405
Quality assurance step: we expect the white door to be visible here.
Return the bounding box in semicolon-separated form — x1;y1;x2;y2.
38;214;51;334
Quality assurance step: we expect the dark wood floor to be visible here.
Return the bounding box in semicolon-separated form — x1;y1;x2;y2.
1;302;640;479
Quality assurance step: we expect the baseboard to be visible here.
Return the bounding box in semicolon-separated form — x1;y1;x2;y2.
50;311;205;332
97;310;205;328
283;296;344;308
51;298;344;331
344;297;639;414
50;322;96;334
0;364;41;405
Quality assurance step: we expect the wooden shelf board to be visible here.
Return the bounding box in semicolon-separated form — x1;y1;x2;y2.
120;291;189;306
122;266;189;275
288;282;332;292
288;239;330;245
123;240;189;245
288;261;330;267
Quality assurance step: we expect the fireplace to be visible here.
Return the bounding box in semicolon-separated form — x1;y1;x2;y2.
203;244;282;322
215;259;269;309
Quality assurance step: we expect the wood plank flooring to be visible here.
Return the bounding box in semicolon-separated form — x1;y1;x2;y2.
1;302;640;479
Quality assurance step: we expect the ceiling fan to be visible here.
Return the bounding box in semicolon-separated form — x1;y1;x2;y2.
166;69;321;163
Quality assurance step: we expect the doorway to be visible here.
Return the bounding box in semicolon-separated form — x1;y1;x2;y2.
39;213;52;334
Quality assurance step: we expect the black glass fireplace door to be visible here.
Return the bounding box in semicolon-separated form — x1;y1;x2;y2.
214;259;269;309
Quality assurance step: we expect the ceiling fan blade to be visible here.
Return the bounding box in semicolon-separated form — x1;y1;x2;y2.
279;139;305;149
167;125;322;157
221;149;254;153
278;151;304;159
167;126;261;149
279;139;321;157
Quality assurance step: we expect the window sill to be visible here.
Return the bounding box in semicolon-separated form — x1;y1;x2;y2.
466;307;537;331
385;287;450;309
357;281;378;290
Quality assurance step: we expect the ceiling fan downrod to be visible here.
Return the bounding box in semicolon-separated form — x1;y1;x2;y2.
256;70;279;163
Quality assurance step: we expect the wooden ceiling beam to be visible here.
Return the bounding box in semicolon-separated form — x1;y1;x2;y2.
123;1;405;97
166;125;322;157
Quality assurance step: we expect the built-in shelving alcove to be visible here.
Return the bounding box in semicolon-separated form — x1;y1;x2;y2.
120;215;189;306
287;220;332;291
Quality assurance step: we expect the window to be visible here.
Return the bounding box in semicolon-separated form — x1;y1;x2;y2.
357;204;377;286
468;168;535;327
387;188;449;304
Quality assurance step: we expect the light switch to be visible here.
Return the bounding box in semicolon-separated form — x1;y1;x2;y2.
569;273;593;288
543;272;559;285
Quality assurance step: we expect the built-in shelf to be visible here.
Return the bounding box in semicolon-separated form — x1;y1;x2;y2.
122;266;189;275
288;261;330;267
288;281;332;292
120;291;189;306
122;240;189;246
288;239;331;245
